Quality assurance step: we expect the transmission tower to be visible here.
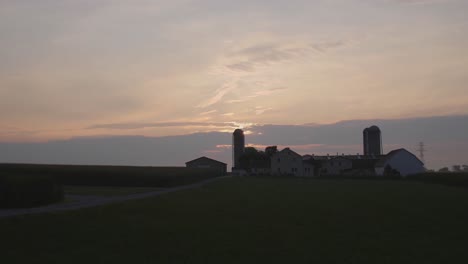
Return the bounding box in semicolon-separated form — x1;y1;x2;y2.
417;142;426;163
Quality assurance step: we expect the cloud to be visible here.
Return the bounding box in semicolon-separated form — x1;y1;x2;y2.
225;40;347;73
255;106;273;115
88;121;239;130
196;81;236;108
3;115;468;170
310;41;347;54
226;87;288;104
226;63;255;72
199;110;217;115
390;0;449;4
225;44;308;73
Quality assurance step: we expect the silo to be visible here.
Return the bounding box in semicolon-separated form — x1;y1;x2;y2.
232;129;245;169
363;125;382;156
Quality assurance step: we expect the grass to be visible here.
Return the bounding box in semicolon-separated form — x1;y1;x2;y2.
64;186;162;197
0;174;64;208
1;177;468;263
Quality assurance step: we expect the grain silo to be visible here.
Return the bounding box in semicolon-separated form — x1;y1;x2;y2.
363;125;382;156
232;129;245;170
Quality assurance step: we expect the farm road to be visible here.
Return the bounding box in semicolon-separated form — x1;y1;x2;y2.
0;176;229;219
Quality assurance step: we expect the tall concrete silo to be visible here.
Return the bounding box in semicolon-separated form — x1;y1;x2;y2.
232;129;245;170
363;125;382;156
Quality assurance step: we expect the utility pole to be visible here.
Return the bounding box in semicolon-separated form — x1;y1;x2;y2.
417;142;426;163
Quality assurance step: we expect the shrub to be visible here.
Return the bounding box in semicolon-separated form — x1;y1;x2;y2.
0;174;64;208
0;164;222;188
407;172;468;187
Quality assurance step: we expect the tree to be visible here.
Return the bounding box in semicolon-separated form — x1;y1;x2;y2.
438;167;449;173
452;165;461;172
239;147;269;172
265;146;278;157
463;165;468;172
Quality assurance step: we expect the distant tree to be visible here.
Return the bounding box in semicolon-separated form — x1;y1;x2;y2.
452;165;461;172
438;167;450;173
239;147;270;172
265;146;278;157
463;165;468;172
244;147;258;156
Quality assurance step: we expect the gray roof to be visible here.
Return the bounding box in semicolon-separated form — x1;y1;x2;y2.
186;156;227;165
375;148;423;167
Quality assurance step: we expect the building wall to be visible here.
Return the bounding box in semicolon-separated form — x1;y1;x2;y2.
321;157;353;175
186;159;227;175
271;148;313;177
303;162;314;177
375;150;425;177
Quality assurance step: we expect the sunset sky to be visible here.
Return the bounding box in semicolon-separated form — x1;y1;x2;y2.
1;0;468;169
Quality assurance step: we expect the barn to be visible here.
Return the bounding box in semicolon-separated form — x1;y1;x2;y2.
375;148;425;177
185;156;227;175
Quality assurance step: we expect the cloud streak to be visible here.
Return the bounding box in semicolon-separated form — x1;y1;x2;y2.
88;121;240;130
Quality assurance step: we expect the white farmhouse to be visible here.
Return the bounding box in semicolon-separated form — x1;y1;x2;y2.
321;156;353;175
271;148;314;177
375;148;425;177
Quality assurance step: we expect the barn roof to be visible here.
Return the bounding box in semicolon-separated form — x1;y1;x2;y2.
375;148;424;167
185;156;227;165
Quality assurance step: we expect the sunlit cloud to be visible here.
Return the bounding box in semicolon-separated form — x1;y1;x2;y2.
217;143;325;152
255;106;273;115
199;110;217;116
88;122;239;130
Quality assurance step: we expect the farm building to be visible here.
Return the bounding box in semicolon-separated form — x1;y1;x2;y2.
271;148;314;177
375;148;425;177
185;156;227;175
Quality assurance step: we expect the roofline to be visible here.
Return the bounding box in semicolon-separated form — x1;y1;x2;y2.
375;148;424;167
185;156;227;165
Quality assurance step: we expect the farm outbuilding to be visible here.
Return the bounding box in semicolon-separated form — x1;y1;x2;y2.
375;148;425;177
185;156;227;175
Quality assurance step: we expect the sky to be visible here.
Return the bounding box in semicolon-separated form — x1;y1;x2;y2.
1;0;468;169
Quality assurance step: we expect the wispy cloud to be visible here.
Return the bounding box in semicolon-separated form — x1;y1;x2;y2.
216;143;324;152
196;81;236;108
226;87;288;104
199;110;217;116
310;41;347;54
255;106;273;115
390;0;450;4
225;44;308;73
88;121;239;130
226;40;347;73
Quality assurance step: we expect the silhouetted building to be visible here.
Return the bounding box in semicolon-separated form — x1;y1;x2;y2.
363;125;382;156
374;148;425;176
232;129;245;170
271;148;314;177
186;156;227;175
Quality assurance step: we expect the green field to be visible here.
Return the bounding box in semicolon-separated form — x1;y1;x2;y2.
2;177;468;263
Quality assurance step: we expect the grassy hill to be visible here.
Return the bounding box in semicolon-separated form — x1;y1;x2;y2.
2;177;468;263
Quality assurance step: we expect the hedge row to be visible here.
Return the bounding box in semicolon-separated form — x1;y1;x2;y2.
407;172;468;187
0;174;64;208
0;164;223;188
